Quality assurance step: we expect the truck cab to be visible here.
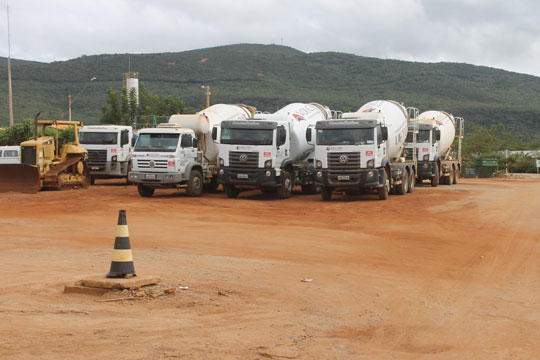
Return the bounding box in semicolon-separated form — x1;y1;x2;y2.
216;118;298;198
128;124;205;197
311;116;390;199
405;123;440;182
0;146;21;164
79;125;133;183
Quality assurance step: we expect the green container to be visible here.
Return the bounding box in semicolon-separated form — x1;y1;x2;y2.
463;167;477;178
475;159;498;178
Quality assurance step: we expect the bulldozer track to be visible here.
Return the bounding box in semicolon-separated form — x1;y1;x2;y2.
43;155;90;190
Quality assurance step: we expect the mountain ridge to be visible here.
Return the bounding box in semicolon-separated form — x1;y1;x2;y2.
0;43;539;140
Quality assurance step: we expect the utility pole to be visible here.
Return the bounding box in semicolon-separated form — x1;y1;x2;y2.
201;85;210;108
7;5;14;126
68;95;72;121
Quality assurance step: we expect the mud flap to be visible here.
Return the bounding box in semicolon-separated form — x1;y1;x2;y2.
0;164;41;193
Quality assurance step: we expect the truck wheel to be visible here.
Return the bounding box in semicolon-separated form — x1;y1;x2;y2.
444;168;454;185
453;167;459;184
125;163;132;185
321;187;332;201
186;170;203;197
407;171;415;193
137;184;154;197
431;164;439;187
90;177;95;185
224;184;240;198
378;169;389;200
276;170;293;199
396;171;408;195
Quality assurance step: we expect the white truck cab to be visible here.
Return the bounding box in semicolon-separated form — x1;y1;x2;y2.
79;125;134;183
128;124;205;197
0;146;21;164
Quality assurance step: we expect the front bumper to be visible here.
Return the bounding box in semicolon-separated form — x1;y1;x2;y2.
417;161;437;177
88;161;129;177
314;168;385;189
128;171;184;185
218;167;280;188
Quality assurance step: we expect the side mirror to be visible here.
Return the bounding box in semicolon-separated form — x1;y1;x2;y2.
180;134;192;148
121;130;129;146
381;126;388;141
306;128;312;143
131;137;136;147
193;138;199;148
277;126;287;146
212;126;218;142
435;129;441;141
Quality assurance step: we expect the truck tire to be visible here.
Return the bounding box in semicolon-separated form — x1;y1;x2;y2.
137;184;154;197
407;171;415;193
276;170;293;199
396;171;408;195
186;170;203;197
125;163;132;185
378;169;389;200
444;168;454;185
431;164;439;187
90;177;95;185
453;167;459;184
224;184;240;198
321;187;332;201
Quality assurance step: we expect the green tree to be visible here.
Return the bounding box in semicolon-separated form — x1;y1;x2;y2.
100;89;121;124
0;119;35;146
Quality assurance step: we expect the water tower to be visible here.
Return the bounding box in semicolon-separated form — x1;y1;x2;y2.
123;72;139;105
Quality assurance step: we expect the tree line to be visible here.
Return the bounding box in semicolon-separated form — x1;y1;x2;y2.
99;83;196;128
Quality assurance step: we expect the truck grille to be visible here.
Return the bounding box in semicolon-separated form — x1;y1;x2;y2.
87;150;107;165
229;151;259;169
327;152;360;170
404;148;418;160
136;159;168;169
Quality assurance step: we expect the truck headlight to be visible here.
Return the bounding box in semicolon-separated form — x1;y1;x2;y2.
219;169;224;175
219;157;224;166
264;159;272;168
265;170;271;177
111;155;117;162
367;159;374;168
317;171;322;178
423;154;429;161
316;160;322;168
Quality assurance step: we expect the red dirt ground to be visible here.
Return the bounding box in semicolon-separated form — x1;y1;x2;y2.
0;177;539;359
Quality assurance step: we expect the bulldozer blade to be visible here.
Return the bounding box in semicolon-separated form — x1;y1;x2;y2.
0;164;41;193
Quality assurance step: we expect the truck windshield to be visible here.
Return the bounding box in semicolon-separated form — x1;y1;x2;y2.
317;128;374;146
134;133;179;152
221;128;273;145
80;132;118;145
417;130;431;143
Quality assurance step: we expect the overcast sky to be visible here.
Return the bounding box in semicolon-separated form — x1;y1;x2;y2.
1;0;540;76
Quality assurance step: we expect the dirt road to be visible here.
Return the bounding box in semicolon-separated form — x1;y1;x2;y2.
0;178;539;359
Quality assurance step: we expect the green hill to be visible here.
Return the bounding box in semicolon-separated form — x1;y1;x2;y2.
1;43;539;140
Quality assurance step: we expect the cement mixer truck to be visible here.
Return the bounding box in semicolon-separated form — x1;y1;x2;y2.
405;111;464;186
309;100;416;200
128;104;255;197
215;103;332;199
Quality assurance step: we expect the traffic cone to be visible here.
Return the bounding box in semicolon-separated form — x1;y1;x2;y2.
106;210;136;278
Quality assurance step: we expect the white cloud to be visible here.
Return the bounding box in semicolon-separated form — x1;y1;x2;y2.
0;0;539;76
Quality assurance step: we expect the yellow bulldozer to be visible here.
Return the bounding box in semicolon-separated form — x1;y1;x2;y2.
0;114;90;193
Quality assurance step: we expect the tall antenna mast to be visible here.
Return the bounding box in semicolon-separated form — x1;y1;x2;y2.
7;4;14;126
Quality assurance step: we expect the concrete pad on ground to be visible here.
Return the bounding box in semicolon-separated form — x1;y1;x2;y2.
78;275;161;289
